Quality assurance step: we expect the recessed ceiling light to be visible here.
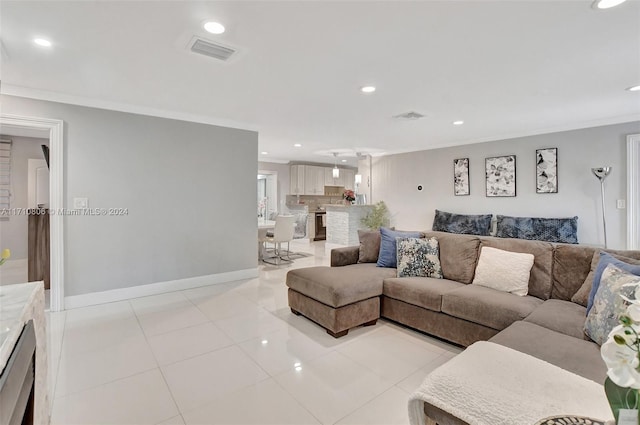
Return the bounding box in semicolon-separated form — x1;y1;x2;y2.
293;143;302;147
592;0;627;9
453;120;464;126
33;38;52;47
627;85;640;92
204;21;225;34
341;159;347;163
360;86;376;93
261;151;268;155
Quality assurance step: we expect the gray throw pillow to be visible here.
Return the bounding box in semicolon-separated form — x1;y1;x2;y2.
358;230;381;263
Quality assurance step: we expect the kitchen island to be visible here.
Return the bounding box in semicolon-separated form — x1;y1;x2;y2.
325;204;374;246
0;282;49;425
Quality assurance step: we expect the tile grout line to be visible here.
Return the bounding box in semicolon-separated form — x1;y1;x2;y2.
47;310;68;406
129;298;183;424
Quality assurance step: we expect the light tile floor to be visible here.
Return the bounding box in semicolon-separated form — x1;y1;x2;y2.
46;240;462;425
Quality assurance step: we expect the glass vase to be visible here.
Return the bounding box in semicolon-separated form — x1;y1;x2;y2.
604;377;640;423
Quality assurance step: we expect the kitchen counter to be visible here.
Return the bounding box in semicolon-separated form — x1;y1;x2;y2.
325;204;374;245
0;282;49;424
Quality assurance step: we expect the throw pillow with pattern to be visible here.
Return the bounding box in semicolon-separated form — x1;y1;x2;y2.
396;237;443;278
584;264;640;345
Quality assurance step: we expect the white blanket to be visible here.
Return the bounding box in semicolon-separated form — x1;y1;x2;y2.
408;341;614;425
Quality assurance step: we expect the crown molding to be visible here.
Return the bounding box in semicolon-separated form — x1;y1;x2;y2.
1;84;260;133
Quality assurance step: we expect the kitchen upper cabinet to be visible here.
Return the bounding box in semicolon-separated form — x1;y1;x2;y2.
290;165;305;195
304;166;325;195
289;165;357;194
343;169;356;191
324;167;344;187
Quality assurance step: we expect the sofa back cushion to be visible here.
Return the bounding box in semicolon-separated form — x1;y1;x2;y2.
479;237;554;300
357;229;381;263
551;244;596;301
423;231;480;284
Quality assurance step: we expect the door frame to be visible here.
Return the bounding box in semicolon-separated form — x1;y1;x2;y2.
0;114;65;311
628;134;640;250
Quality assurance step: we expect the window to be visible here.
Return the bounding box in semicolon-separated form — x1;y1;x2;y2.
0;139;11;212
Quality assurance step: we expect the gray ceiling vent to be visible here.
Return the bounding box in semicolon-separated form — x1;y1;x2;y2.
190;37;235;61
393;111;425;120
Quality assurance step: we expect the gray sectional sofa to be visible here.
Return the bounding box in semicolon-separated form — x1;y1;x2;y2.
286;230;640;422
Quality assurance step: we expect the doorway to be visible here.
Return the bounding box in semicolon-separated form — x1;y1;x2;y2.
0;135;50;292
257;170;278;219
0;114;64;311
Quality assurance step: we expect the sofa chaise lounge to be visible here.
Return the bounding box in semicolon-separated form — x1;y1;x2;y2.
285;230;640;423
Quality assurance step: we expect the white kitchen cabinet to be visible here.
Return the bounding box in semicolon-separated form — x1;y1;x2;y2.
324;167;344;187
343;169;356;191
304;165;326;195
289;165;305;195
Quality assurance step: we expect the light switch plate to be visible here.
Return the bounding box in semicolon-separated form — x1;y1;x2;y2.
73;197;88;209
617;199;626;209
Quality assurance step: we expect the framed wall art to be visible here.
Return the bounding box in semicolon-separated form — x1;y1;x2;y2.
536;148;558;193
485;155;516;197
453;158;470;196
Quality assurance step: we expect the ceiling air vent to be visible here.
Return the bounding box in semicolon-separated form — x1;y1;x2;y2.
190;37;235;61
393;111;425;120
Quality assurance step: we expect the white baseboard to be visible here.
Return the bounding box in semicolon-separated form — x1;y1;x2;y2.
63;268;259;310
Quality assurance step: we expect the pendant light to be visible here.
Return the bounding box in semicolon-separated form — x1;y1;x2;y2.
332;153;340;178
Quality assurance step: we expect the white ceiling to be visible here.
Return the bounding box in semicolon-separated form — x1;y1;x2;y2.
1;0;639;166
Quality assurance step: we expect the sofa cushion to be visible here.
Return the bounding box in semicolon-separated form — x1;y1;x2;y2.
551;244;596;301
286;263;396;308
383;277;465;312
479;237;553;300
442;285;543;331
584;264;640;345
357;229;380;263
489;321;605;383
572;249;640;307
396;237;443;278
432;209;492;236
524;299;587;340
422;231;480;284
472;246;534;296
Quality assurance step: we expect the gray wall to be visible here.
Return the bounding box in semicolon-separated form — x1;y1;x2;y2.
1;95;258;296
361;122;640;250
258;161;290;212
0;136;49;260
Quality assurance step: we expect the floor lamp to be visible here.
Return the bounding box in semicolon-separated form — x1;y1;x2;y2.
592;167;612;248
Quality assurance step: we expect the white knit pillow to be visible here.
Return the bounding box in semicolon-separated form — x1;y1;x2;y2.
472;247;535;296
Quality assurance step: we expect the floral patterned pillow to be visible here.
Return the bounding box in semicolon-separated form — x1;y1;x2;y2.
584;264;640;345
396;237;443;278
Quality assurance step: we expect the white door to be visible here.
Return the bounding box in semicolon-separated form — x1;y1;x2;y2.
28;159;49;208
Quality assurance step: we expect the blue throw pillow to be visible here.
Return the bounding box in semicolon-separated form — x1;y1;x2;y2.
495;215;578;244
432;209;492;236
586;252;640;314
377;227;423;268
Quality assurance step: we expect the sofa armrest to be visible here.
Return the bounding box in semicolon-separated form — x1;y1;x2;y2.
331;246;360;267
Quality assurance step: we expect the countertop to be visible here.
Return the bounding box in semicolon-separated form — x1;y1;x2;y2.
0;281;49;423
0;282;42;373
324;204;374;210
